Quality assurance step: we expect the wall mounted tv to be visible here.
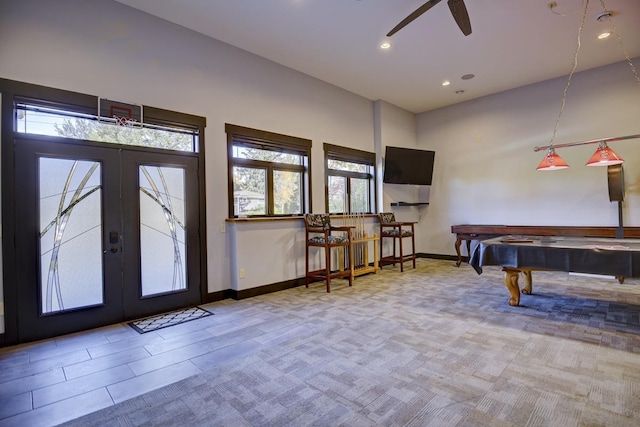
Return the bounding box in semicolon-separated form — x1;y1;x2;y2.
383;146;435;186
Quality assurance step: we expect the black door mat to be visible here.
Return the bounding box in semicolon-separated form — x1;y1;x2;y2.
128;306;214;334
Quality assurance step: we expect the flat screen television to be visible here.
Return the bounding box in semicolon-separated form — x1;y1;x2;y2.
383;146;435;185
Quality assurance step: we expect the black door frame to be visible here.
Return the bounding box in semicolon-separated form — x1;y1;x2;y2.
121;149;202;319
1;78;208;346
14;136;202;342
14;137;125;341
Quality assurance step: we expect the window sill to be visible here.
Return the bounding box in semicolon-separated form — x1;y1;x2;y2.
226;216;303;223
225;214;379;223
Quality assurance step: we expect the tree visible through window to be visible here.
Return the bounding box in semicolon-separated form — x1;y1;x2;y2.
16;104;197;152
324;143;376;214
226;124;311;217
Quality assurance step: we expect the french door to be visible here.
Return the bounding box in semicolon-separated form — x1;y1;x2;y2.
14;136;201;342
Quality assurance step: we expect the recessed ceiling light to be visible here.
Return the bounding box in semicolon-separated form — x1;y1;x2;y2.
597;32;611;39
380;41;391;49
461;74;475;80
442;81;451;86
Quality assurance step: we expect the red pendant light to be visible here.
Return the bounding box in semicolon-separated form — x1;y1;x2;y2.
536;148;569;171
585;141;624;167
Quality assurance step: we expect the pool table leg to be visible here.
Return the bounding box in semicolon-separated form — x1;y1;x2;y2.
521;270;533;295
503;268;521;306
455;237;463;267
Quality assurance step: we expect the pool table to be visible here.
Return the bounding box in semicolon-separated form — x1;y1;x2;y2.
469;235;640;306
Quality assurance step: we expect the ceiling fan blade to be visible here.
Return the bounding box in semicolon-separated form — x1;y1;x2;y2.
386;0;443;37
448;0;472;36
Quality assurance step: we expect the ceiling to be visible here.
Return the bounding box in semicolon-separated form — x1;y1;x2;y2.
114;0;640;113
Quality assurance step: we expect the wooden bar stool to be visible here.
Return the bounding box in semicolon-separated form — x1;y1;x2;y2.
378;212;416;272
304;214;354;292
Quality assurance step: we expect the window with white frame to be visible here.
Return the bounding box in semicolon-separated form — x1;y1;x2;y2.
324;143;376;214
226;124;311;218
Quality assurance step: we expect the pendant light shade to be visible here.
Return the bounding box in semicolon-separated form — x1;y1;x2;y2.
536;148;569;171
585;141;624;166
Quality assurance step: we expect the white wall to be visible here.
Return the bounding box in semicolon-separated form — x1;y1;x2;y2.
416;60;640;255
0;0;380;298
230;218;380;291
374;100;430;223
373;100;428;258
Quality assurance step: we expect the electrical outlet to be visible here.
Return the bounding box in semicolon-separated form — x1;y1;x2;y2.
220;223;226;233
239;268;246;279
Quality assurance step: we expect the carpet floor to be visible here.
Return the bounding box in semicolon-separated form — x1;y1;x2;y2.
61;259;640;426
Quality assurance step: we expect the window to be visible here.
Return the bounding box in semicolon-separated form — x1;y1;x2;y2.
226;124;311;218
324;143;376;214
15;103;198;152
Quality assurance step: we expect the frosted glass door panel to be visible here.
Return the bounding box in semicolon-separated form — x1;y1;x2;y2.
39;158;103;314
139;165;187;297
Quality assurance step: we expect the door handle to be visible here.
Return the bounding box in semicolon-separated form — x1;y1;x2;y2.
105;231;120;253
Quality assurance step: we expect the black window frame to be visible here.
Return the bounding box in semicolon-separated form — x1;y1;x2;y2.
324;143;376;214
226;124;312;218
13;102;200;152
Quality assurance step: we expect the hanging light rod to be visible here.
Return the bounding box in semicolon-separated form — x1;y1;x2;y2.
535;133;638;171
533;133;640;152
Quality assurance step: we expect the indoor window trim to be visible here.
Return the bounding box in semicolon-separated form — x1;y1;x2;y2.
226;124;312;218
324;143;376;214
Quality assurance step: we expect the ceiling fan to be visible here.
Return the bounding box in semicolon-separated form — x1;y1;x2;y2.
387;0;472;37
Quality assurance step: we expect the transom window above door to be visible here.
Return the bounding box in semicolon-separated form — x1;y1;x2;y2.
15;103;199;152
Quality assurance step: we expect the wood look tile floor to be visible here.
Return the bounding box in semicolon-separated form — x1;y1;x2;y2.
1;259;640;426
0;303;236;426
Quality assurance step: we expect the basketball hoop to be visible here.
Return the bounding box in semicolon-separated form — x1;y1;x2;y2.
98;97;143;128
113;114;138;128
